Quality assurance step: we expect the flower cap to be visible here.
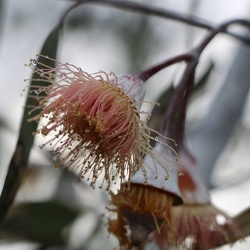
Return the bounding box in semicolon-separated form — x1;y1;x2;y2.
132;142;182;205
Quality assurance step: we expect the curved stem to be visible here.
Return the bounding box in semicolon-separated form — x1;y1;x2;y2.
161;19;250;146
60;2;83;25
194;19;250;55
161;60;197;144
134;54;192;82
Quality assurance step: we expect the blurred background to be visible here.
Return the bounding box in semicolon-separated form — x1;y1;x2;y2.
0;0;250;249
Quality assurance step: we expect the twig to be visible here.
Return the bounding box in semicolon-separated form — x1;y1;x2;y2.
86;0;250;45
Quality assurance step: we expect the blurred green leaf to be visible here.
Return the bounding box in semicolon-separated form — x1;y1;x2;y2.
0;3;75;221
0;23;62;222
21;24;62;155
0;201;78;246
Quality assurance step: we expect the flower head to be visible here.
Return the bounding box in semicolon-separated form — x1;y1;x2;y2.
26;55;173;190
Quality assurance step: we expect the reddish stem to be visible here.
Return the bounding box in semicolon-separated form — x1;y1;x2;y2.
137;19;250;147
134;54;192;82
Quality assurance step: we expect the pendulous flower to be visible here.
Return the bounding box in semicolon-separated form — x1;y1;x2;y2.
108;142;182;249
162;203;240;249
26;55;173;190
153;148;241;250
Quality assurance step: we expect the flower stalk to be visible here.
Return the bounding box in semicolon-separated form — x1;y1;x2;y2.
149;20;248;250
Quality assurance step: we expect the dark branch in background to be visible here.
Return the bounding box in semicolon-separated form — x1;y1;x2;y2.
85;0;250;45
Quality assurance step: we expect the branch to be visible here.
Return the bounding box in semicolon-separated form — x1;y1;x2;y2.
86;0;250;45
